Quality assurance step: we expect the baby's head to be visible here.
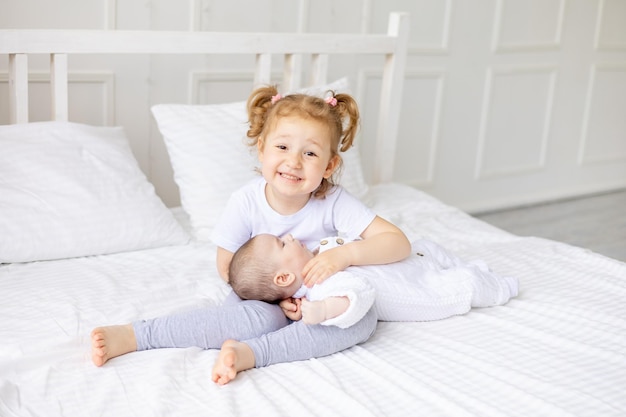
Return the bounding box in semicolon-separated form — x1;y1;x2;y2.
229;234;314;303
246;85;360;198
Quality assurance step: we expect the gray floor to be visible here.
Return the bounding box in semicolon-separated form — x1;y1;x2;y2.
473;189;626;263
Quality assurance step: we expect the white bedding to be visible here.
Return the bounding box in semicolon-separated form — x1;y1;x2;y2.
1;183;625;417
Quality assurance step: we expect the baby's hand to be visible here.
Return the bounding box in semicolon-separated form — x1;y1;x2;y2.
302;248;349;287
279;297;302;321
300;298;326;325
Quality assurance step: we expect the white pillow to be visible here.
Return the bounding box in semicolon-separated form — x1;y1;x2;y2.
0;121;189;263
152;77;369;241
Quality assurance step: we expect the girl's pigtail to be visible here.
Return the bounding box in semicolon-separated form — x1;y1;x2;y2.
246;85;279;146
333;93;360;152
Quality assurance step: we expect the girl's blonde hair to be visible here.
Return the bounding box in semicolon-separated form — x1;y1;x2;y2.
246;85;360;198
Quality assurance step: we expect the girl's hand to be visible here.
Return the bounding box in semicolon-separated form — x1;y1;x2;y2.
279;297;302;320
302;247;349;287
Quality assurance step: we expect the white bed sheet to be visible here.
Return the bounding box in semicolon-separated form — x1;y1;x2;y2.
1;184;625;417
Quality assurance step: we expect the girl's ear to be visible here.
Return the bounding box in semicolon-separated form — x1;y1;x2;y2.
257;138;265;160
323;155;341;179
273;272;296;287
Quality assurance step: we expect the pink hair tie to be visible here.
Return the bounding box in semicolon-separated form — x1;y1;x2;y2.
271;93;282;104
325;96;338;107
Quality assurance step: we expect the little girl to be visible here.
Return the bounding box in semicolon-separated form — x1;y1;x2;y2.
91;86;411;377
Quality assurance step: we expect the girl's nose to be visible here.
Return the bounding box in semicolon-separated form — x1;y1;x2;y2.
287;153;302;167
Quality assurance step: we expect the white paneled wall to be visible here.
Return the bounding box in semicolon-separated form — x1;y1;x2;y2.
1;0;625;212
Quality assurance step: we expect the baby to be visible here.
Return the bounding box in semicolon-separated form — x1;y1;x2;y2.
229;233;519;327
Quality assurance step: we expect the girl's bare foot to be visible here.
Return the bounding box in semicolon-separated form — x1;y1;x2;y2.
211;340;255;385
91;324;137;367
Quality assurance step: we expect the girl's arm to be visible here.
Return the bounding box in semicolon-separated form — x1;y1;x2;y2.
302;215;411;287
216;247;234;282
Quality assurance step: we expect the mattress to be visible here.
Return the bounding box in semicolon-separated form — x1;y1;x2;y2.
1;183;625;417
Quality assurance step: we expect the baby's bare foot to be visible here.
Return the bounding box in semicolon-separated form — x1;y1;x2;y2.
91;324;137;367
211;340;255;385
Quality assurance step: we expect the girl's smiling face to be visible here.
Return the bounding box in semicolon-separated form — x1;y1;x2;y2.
258;116;339;211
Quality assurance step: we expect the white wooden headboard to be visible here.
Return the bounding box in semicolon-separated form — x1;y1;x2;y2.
0;12;408;185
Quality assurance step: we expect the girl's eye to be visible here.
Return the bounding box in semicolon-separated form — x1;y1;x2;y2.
305;151;317;157
276;145;287;150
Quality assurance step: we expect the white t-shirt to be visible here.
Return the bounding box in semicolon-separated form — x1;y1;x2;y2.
211;176;376;253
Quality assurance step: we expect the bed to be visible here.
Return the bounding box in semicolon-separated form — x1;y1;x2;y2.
1;12;625;417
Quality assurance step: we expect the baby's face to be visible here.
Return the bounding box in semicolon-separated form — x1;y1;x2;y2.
256;234;314;282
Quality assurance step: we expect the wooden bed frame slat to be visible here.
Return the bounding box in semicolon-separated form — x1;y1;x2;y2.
254;53;272;87
374;12;410;183
51;53;68;122
0;12;409;184
8;53;28;124
282;54;300;92
309;54;329;86
0;30;399;55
